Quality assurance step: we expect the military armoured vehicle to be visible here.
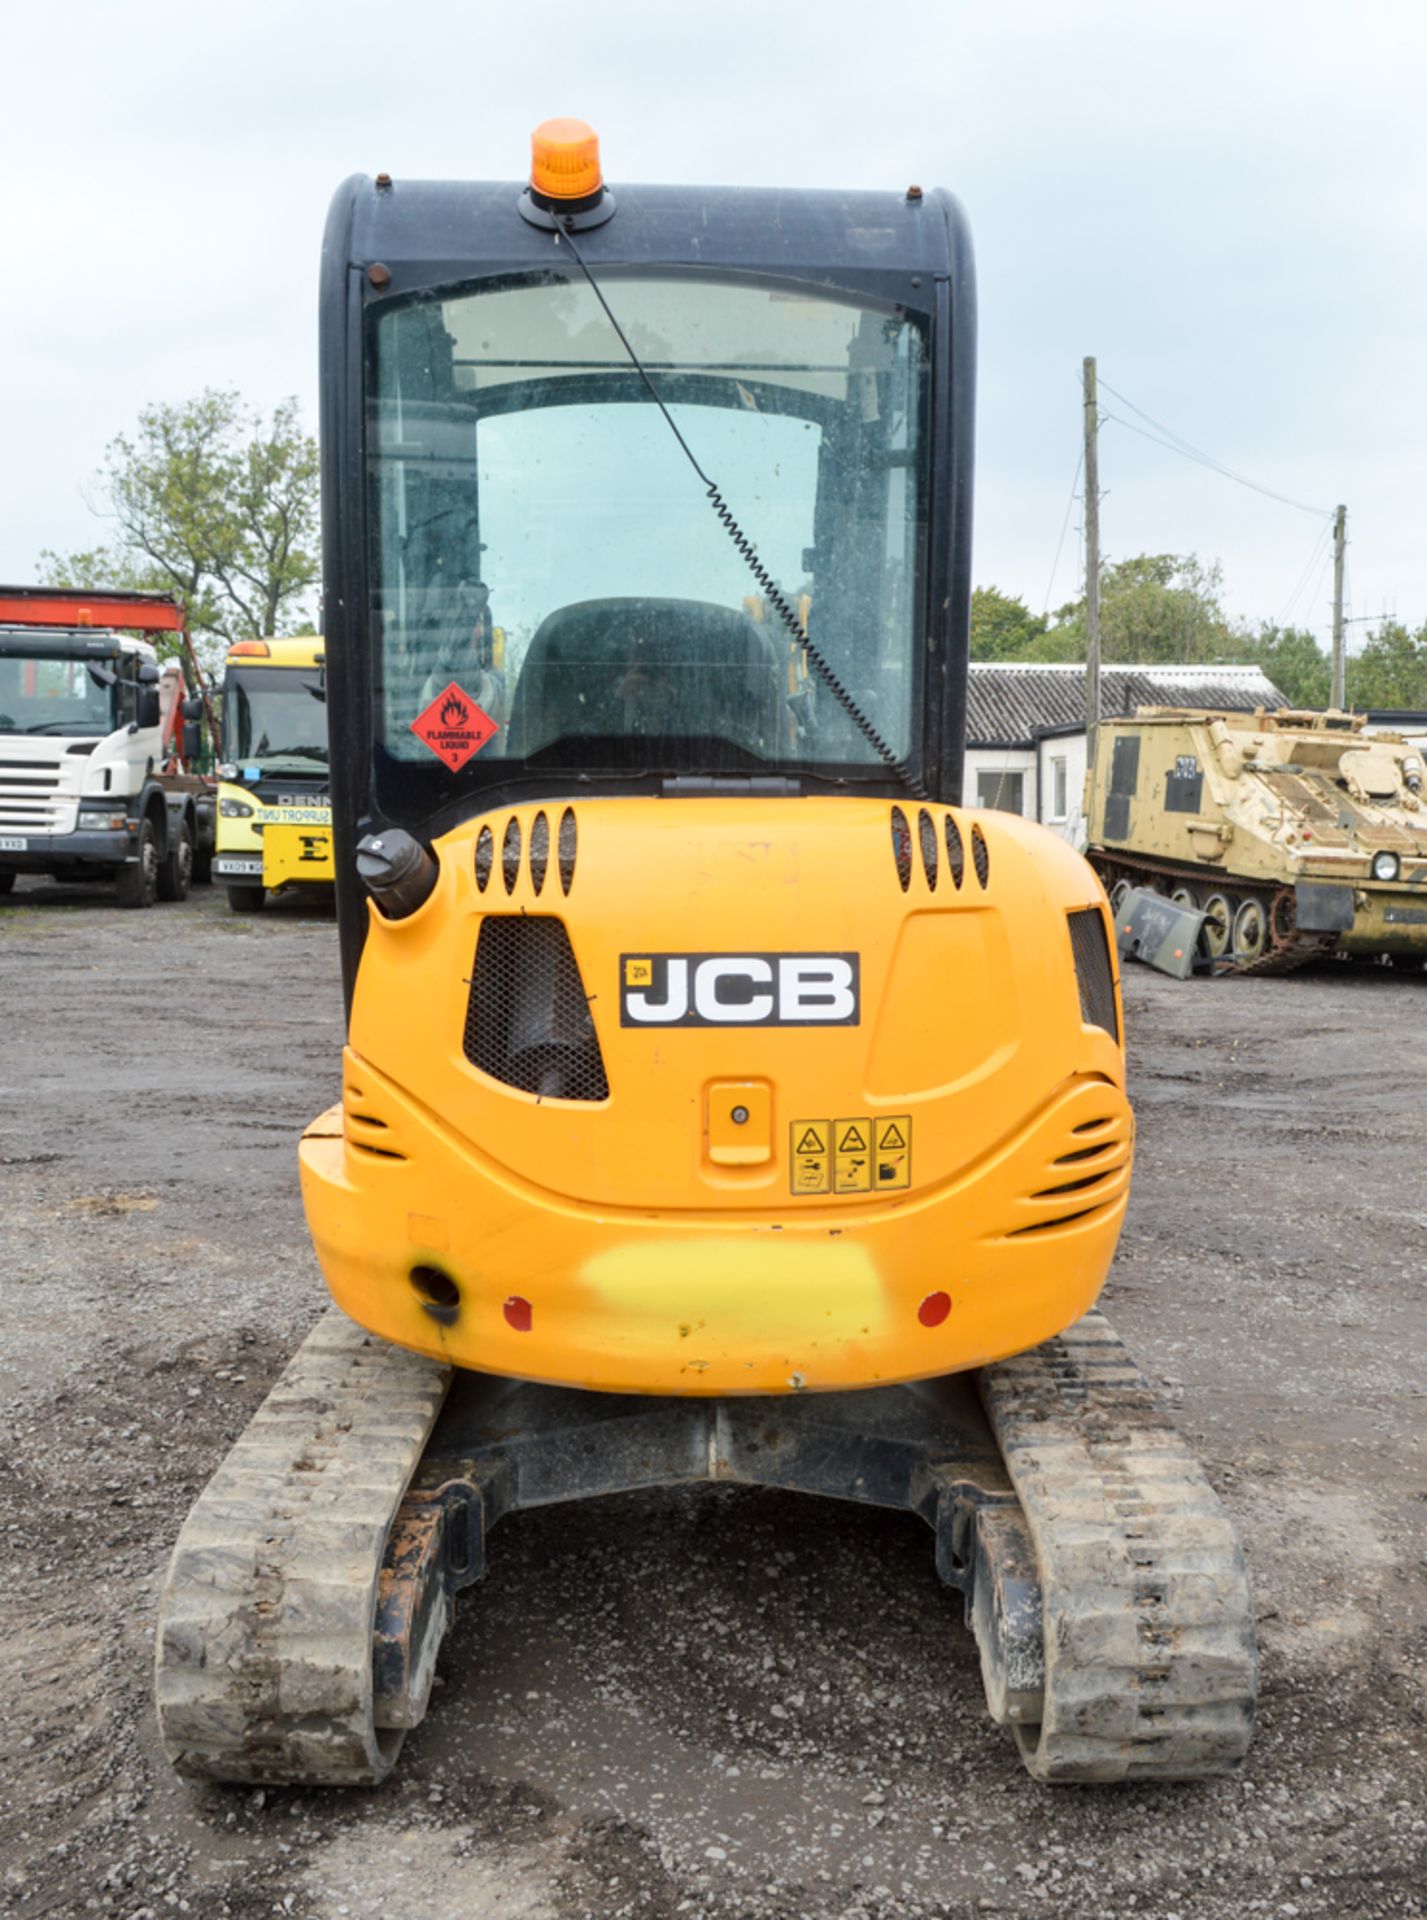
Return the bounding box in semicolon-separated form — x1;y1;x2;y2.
1088;707;1427;971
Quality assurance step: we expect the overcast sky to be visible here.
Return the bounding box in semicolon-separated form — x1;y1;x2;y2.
4;0;1424;652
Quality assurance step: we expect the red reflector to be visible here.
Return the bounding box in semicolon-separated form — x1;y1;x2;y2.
918;1291;951;1328
503;1295;533;1332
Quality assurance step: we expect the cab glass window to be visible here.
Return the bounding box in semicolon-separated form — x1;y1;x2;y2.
0;655;118;736
367;274;928;807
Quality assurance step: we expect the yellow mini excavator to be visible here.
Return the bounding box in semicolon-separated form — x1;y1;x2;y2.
156;121;1257;1786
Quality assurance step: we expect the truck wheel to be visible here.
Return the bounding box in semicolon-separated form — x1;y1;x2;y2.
227;883;267;913
157;821;194;902
0;871;14;896
192;848;213;886
116;818;160;909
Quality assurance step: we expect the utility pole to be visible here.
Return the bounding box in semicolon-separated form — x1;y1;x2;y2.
1083;356;1102;819
1330;504;1347;709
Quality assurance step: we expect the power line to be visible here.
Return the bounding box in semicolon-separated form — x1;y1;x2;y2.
1277;517;1334;630
1096;378;1333;519
1100;408;1332;519
1041;446;1084;618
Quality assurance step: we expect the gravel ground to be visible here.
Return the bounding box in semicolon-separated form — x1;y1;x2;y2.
1;872;1424;1920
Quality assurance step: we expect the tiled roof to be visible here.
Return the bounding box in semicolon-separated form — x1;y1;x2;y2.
966;663;1286;747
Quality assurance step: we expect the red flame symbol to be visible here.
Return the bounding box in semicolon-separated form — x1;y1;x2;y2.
440;695;468;728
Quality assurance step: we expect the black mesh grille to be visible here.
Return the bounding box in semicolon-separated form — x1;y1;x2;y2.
529;811;549;894
944;815;965;889
501;817;521;893
558;808;577;894
464;917;609;1101
890;807;912;890
474;824;494;891
971;823;990;888
917;808;938;889
1068;908;1119;1042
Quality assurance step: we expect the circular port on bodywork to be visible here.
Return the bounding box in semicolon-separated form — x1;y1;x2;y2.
411;1266;460;1324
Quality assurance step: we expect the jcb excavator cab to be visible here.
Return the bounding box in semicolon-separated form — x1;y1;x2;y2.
306;124;1131;1392
157;126;1256;1791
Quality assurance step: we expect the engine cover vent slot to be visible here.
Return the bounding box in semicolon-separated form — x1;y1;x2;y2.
474;824;494;891
464;916;609;1102
944;815;965;889
971;823;990;888
558;807;578;894
1068;908;1119;1042
917;808;938;889
890;806;912;890
528;811;550;893
501;817;522;894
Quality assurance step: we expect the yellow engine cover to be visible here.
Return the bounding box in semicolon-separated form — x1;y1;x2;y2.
299;797;1132;1394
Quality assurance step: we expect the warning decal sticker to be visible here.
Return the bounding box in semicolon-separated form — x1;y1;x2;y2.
789;1120;830;1195
833;1119;871;1193
789;1115;912;1195
873;1116;912;1191
410;682;499;771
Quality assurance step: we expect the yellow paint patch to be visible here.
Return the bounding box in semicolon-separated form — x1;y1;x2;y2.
579;1235;885;1337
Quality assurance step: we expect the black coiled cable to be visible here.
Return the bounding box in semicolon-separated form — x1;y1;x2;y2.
552;218;925;799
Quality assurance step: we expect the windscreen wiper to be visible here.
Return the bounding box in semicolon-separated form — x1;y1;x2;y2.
550;220;926;801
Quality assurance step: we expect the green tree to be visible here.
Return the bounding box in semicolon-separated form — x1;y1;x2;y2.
38;389;319;675
1048;553;1234;663
1346;621;1427;710
969;586;1049;660
1238;623;1331;708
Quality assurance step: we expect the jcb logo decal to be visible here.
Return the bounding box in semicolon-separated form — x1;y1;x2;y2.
620;953;859;1028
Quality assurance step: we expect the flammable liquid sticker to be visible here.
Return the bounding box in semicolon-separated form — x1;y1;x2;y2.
410;682;499;771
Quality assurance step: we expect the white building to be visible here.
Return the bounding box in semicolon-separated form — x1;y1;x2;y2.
1363;709;1427;753
963;663;1287;846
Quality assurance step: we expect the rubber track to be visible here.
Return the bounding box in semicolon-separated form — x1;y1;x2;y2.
155;1309;452;1785
980;1310;1257;1782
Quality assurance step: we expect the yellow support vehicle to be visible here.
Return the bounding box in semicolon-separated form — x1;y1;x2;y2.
158;122;1257;1788
213;636;334;911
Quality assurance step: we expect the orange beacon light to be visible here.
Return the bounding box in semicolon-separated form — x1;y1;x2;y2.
520;117;616;230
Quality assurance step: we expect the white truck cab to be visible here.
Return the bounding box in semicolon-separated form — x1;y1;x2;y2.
0;600;215;908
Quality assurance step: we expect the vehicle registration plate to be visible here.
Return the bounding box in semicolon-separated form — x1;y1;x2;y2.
0;837;26;852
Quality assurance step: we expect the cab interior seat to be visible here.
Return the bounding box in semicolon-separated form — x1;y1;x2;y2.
506;597;786;758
